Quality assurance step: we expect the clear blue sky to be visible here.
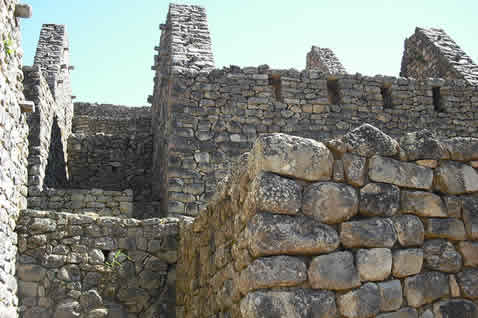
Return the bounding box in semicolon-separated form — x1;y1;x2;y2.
20;0;478;106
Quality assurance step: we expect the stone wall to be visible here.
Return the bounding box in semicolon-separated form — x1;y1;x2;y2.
151;3;215;216
178;124;478;318
72;102;151;136
401;27;478;85
0;0;31;316
158;63;478;216
16;209;178;318
67;133;155;219
27;188;133;218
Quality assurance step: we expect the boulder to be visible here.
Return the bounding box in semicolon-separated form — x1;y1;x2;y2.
378;280;403;312
246;213;340;257
392;215;424;246
356;248;392;282
434;161;478;195
359;183;400;217
303;182;358;224
338;283;381;318
309;251;361;290
342;124;399;157
424;218;466;241
400;191;447;217
399;130;449;160
392;249;423;278
433;299;478;318
404;272;449;307
340;218;397;248
343;153;367;186
369;156;433;190
423;239;462;273
248;133;333;181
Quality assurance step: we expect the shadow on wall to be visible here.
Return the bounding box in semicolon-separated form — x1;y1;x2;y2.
44;116;68;188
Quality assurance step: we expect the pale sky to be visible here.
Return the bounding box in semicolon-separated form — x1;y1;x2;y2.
20;0;478;106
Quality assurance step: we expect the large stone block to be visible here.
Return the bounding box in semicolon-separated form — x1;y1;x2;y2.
457;268;478;299
356;248;392;282
246;213;340;257
240;289;337;318
392;249;423;278
458;241;478;266
392;215;424;246
424;218;466;241
434;161;478;194
378;280;402;312
404;271;449;307
248;133;334;181
376;308;418;318
338;283;381;318
433;299;478;318
368;155;433;190
400;190;447;217
462;196;478;239
359;183;400;217
443;137;478;161
251;172;302;215
340;218;397;248
400;130;448;161
303;182;358;224
343;153;367;186
238;256;307;294
423;239;462;273
309;251;360;290
342;124;399;157
16;264;47;282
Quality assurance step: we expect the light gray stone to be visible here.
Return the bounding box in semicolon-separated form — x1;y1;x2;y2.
343;153;367;186
248;133;334;181
359;183;400;217
340;218;397;248
303;182;358;224
423;239;462;273
251;172;302;215
356;248;392;282
392;249;423;278
424;218;466;241
404;272;449;307
400;191;447;217
342;124;399;157
368;155;433;190
434;161;478;194
392;215;424;246
246;213;340;257
378;280;402;312
238;256;307;294
338;283;381;318
309;251;360;290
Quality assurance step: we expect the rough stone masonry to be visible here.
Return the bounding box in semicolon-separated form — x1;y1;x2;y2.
2;0;478;317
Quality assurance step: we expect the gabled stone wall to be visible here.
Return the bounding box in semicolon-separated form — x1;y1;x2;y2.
178;124;478;318
401;27;478;85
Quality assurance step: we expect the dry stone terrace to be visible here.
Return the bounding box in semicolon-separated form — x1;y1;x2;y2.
2;0;478;317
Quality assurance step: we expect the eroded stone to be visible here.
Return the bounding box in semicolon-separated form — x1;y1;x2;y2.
309;251;360;290
340;218;397;248
434;161;478;194
359;183;400;217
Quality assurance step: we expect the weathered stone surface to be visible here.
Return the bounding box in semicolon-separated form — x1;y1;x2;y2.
340;218;397;248
303;182;358;224
309;251;360;290
462;196;478;239
457;268;478;299
458;241;478;266
246;213;340;257
376;308;418;318
424;218;466;241
434;161;478;194
343;153;367;187
392;249;423;278
356;248;392;282
17;264;47;282
248;133;334;181
87;308;108;318
54;300;80;318
392;215;424;246
423;239;462;272
404;271;449;307
400;130;449;161
400;191;447;217
359;183;400;217
378;280;402;312
338;283;381;318
443;137;478;161
433;299;478;318
238;256;307;294
369;155;433;190
251;172;302;215
240;289;337;318
445;196;462;218
342;124;399;157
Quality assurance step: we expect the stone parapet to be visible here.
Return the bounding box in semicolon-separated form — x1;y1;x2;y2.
16;209;179;318
177;124;478;318
27;188;134;218
306;46;346;74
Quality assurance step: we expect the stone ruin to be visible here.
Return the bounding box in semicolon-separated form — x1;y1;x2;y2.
2;0;478;317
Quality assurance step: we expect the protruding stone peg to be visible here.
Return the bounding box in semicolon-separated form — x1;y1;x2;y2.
19;101;35;113
14;4;32;18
